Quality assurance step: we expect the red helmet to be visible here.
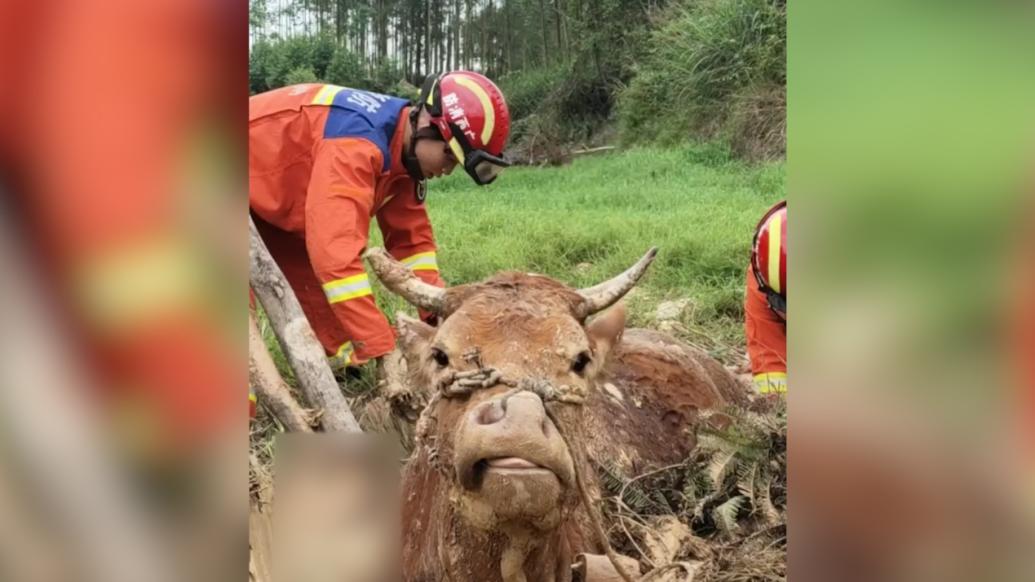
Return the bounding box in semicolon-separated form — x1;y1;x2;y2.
751;200;787;317
418;71;511;185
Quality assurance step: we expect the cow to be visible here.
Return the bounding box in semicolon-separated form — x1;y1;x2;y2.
363;247;747;582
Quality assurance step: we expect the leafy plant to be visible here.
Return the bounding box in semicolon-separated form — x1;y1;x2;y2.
284;65;319;85
618;0;785;159
688;404;787;537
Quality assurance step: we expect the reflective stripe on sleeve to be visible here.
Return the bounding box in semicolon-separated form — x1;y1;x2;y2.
400;251;439;272
322;273;372;303
753;372;787;394
767;211;783;294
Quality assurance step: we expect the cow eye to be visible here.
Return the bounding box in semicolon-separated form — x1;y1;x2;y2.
431;348;450;367
571;351;592;375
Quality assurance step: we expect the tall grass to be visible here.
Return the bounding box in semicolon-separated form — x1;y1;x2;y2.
618;0;785;159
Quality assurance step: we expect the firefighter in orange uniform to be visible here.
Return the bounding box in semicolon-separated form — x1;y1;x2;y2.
250;72;511;373
745;201;787;394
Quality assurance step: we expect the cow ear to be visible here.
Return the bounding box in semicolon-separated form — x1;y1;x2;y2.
586;302;626;363
395;312;436;354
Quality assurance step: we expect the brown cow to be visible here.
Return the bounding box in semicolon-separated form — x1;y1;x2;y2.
364;247;745;582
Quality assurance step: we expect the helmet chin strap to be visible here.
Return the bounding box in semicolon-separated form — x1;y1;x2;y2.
403;106;447;182
402;107;426;182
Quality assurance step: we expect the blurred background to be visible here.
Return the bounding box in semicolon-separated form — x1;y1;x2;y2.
791;0;1035;579
0;0;247;580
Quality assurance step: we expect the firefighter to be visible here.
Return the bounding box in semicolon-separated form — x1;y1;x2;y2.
745;200;787;394
249;72;511;374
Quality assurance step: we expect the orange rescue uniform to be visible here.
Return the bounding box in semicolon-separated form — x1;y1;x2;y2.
250;84;444;367
744;266;787;393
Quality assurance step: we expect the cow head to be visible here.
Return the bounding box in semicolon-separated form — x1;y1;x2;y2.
365;248;656;578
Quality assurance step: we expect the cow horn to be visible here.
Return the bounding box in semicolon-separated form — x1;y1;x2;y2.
575;247;658;319
363;247;446;313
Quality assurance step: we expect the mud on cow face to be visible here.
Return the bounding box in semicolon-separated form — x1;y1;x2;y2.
364;248;657;532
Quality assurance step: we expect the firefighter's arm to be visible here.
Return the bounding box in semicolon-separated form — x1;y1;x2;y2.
375;178;445;324
744;267;787;394
305;139;395;364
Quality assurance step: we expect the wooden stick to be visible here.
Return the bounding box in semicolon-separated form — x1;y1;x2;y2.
248;313;313;432
249;217;361;433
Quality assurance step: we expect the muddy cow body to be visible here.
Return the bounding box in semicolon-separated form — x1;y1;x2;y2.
585;328;748;475
364;248;745;582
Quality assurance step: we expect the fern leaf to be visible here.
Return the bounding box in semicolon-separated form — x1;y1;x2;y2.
623;484;656;514
755;472;781;527
712;495;745;538
705;448;738;490
595;459;627;497
692;490;722;523
736;460;758;507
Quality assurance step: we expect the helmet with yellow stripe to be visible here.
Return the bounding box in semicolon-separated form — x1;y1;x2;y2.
751;200;787;318
417;71;511;185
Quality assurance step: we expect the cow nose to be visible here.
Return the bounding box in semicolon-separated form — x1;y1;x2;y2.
475;398;506;425
472;391;548;435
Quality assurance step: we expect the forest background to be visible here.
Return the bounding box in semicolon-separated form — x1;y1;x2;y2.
249;0;786;162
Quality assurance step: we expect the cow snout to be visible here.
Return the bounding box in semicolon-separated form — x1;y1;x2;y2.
454;389;575;493
472;391;548;436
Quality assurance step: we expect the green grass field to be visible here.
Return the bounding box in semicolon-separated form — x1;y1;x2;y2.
370;145;784;360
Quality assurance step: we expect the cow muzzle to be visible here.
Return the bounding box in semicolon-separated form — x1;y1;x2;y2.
452;390;577;524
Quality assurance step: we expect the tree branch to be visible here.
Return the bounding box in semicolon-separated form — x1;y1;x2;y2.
249;312;314;432
249;216;361;433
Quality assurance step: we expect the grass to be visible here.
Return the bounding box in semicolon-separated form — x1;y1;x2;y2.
369;145;784;360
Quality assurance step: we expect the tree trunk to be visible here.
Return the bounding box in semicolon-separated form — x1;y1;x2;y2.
445;10;453;71
249;313;313;433
437;4;444;72
539;0;549;65
424;0;431;75
464;0;472;69
453;0;461;70
361;9;367;61
480;3;487;71
503;3;511;72
488;0;496;74
249;217;361;433
556;0;568;58
415;4;424;78
335;0;343;44
400;11;408;79
378;0;388;60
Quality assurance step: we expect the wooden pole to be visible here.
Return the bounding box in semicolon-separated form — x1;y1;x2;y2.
249;313;314;433
249;216;361;433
